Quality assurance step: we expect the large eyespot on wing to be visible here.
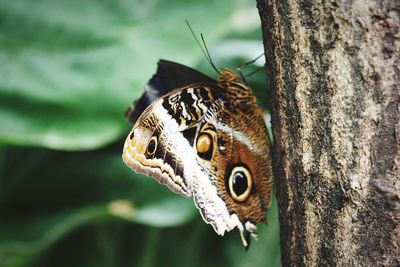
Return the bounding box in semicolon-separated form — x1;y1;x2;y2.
195;124;217;161
227;165;252;203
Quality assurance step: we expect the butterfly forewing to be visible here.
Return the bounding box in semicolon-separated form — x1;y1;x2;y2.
123;84;223;197
125;60;216;124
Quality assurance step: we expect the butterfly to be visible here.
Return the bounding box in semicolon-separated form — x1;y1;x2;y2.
122;59;273;247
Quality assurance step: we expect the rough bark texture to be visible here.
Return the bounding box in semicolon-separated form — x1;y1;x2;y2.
257;0;399;266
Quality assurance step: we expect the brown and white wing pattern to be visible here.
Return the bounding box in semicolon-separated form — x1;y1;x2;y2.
123;85;220;197
122;61;273;248
188;70;273;246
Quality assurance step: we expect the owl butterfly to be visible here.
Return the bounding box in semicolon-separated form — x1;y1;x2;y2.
122;59;273;247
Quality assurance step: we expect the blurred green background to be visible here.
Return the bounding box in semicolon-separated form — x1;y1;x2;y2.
0;0;280;266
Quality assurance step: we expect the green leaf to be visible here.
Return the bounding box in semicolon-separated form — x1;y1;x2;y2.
0;146;280;267
0;146;197;267
0;0;256;150
0;1;280;267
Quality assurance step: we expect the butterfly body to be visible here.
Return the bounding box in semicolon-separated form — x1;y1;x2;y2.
123;60;272;247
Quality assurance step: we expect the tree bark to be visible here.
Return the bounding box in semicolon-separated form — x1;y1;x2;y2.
257;0;399;266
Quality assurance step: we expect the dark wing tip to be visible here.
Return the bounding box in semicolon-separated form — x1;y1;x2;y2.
124;102;139;125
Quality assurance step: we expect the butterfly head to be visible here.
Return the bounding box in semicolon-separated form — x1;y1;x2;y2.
218;68;239;83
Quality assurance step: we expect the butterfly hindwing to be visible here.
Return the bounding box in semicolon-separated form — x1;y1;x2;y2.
188;87;272;245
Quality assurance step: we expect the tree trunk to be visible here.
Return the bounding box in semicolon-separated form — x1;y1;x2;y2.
257;0;399;266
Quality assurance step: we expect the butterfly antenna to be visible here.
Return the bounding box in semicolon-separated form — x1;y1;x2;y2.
245;65;265;77
238;52;265;70
185;20;220;75
237;53;265;83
